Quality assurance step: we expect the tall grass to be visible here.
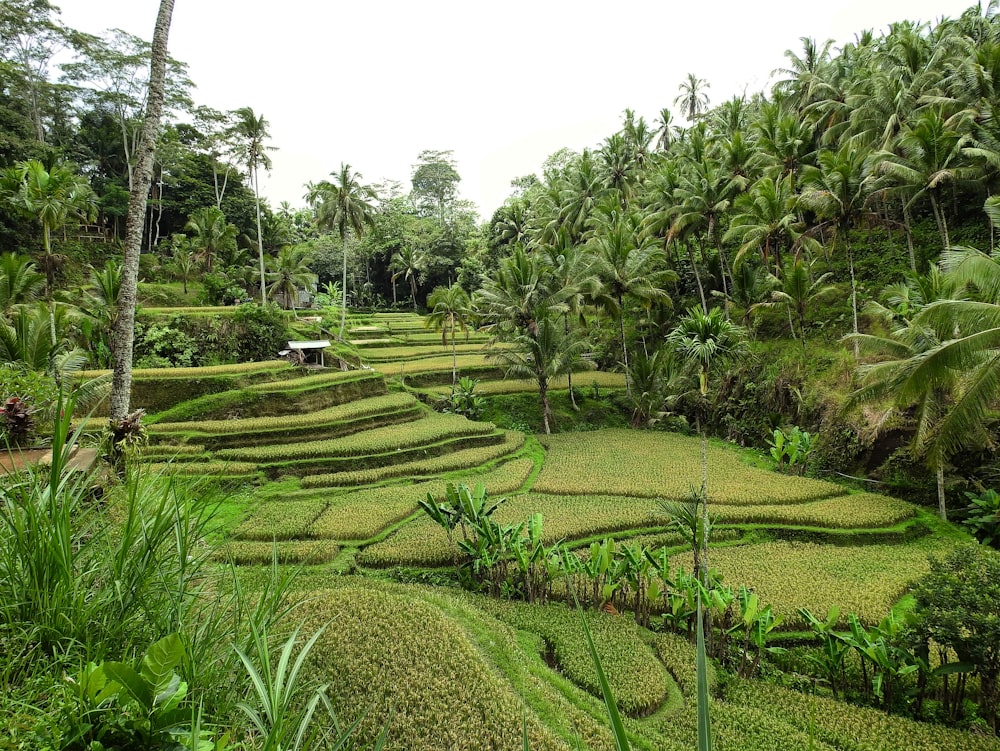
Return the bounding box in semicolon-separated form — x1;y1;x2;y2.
0;397;301;731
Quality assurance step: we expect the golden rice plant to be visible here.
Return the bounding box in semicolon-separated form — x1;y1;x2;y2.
212;539;338;565
149;393;419;437
296;586;567;751
80;360;292;381
671;538;952;627
235;499;329;541
423;371;628;396
357;516;453;567
146;460;258;477
712;493;916;529
300;433;528;488
372;354;493;376
534;429;840;504
215;414;497;463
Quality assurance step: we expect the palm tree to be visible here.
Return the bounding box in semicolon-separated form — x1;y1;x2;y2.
266;245;316;314
185;206;238;273
425;283;472;388
0;253;44;314
799;143;881;347
668;306;746;585
232;107;274;303
487;314;590;435
724;174;804;275
754;258;838;353
389;246;427;312
109;0;174;425
874;108;973;250
589;215;674;394
167;245;197;294
675;73;711;122
306;163;377;338
0;160;97;296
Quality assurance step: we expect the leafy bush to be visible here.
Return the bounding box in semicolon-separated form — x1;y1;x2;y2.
230;303;290;362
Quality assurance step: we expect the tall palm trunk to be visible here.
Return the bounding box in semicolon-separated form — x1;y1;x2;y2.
339;232;348;339
539;375;552;434
936;461;947;521
688;242;708;313
902;200;917;272
929;191;950;250
618;292;631;398
565;313;578;410
253;166;266;303
110;0;174;423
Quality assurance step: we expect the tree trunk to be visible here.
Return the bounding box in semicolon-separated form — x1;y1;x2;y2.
936;462;947;521
929;191;950;250
254;166;266;303
109;0;174;423
339;233;348;339
902;201;917;272
845;230;859;359
619;293;630;397
565;313;578;410
539;377;552;434
450;323;457;389
688;243;708;313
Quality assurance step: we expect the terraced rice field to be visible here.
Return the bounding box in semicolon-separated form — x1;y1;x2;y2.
135;309;983;751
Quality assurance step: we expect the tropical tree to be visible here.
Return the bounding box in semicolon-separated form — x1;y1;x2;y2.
0;253;44;314
167;244;197;294
389;246;427;312
487;314;591;435
724;174;804;275
874;108;974;250
755;258;838;352
266;245;316;314
590;215;674;394
668;306;746;584
675;73;711;122
185;206;237;273
306;163;377;338
109;0;174;425
799;143;881;347
0;160;97;296
232;106;274;302
425;283;472;388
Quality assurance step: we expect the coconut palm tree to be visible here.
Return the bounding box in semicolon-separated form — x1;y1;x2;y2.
487;314;591;435
266;245;316;314
389;246;427;312
0;160;97;296
589;215;674;393
185;206;238;273
306;163;377;338
425;283;472;388
799;143;881;347
668;306;746;584
754;258;838;353
724;174;804;275
675;73;711;122
167;244;197;294
232;106;274;303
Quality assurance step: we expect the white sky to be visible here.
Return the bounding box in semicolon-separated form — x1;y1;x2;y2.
54;0;978;219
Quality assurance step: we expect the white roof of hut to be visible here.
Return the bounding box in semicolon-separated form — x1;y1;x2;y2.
287;340;330;350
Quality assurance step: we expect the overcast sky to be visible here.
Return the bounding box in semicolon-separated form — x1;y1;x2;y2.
53;0;979;219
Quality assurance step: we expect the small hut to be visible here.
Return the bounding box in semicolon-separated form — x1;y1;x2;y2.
279;340;331;367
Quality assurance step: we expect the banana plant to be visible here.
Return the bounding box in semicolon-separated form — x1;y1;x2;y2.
799;605;850;698
727;587;786;677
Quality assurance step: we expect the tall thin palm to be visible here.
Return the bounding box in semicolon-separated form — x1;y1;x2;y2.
668;306;746;585
425;283;472;388
232;107;274;302
754;258;837;353
306;163;377;338
389;246;427;312
675;73;711;122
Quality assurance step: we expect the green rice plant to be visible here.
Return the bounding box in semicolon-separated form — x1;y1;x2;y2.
493;494;663;543
424;371;628;396
299;433;528;488
671;538;953;627
722;678;1000;751
361;343;489;362
212;540;339;566
357;516;453;567
295;586;566;751
80;360;293;381
235;499;329;541
143;443;208;460
480;599;673;719
711;493;916;529
534;430;841;504
372;354;494;376
216;414;497;463
146;460;259;477
148;372;386;424
149;393;420;444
